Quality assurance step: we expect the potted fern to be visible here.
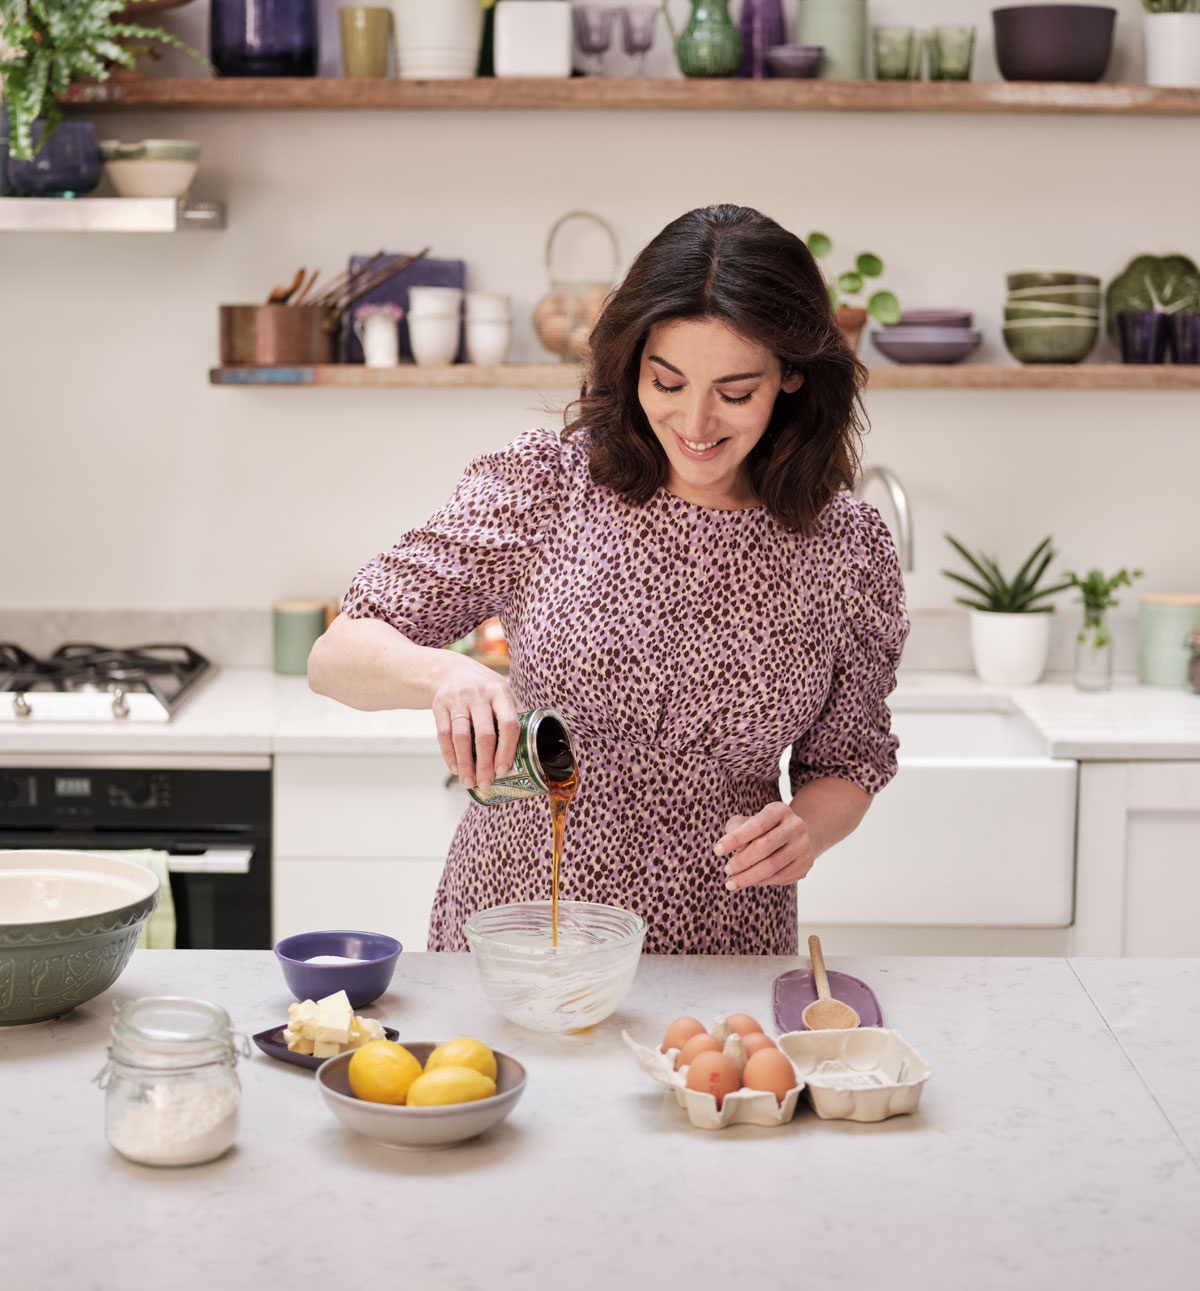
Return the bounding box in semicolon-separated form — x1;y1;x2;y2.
1142;0;1200;88
1;0;206;193
943;534;1073;686
1062;566;1144;692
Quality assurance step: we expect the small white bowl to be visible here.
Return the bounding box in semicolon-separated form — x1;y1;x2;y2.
409;314;462;365
105;158;199;199
316;1042;527;1150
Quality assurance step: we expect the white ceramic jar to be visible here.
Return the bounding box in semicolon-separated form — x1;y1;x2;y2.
353;306;401;368
1143;12;1200;88
391;0;483;78
494;0;573;78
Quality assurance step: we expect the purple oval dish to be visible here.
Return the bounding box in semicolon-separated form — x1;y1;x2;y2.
252;1023;401;1071
772;968;884;1032
274;929;403;1009
871;331;982;364
898;309;973;328
766;44;824;77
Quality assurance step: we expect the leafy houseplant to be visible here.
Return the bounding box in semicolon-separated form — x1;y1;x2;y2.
1062;565;1144;691
805;231;901;352
942;534;1074;686
0;0;207;160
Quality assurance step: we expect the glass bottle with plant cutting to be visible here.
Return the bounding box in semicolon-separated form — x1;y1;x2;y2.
1061;565;1144;692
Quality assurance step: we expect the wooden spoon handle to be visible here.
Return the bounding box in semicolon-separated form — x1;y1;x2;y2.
809;934;832;1002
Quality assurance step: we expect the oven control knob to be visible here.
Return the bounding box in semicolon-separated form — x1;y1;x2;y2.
126;778;152;805
0;775;16;804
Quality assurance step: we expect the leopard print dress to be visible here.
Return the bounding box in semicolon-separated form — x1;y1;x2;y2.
342;427;909;954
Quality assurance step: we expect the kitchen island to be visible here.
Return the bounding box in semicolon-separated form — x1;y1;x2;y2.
4;952;1198;1290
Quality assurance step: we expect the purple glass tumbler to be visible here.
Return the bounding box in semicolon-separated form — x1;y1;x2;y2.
211;0;319;77
739;0;785;78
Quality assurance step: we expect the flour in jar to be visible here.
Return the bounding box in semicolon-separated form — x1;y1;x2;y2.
108;1081;239;1167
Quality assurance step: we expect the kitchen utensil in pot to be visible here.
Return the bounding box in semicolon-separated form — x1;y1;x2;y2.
801;935;861;1030
267;268;306;304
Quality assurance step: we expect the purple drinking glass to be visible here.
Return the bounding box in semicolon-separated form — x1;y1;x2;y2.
1170;312;1200;364
211;0;319;77
619;6;659;76
1116;310;1169;364
573;5;615;75
739;0;785;78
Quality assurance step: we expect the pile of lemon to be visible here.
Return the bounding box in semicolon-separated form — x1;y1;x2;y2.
347;1036;498;1106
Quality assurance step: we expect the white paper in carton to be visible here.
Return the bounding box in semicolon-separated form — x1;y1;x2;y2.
622;1031;804;1130
777;1027;931;1122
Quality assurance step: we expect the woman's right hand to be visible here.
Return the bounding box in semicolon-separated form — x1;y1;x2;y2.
430;653;520;793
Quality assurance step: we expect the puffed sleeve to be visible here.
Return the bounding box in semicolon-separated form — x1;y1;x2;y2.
789;497;910;796
341;427;564;648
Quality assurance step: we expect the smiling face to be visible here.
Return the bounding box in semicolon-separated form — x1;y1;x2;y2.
637;317;803;510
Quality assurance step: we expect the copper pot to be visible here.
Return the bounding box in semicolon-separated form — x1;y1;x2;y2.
219;304;337;366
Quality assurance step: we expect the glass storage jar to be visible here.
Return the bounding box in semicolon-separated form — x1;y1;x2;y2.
96;997;243;1167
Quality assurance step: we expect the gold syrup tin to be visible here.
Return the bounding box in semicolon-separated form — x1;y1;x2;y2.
468;708;576;805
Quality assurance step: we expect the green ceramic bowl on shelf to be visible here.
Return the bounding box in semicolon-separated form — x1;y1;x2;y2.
1006;270;1101;292
1007;285;1102;308
99;139;201;162
1004;303;1100;323
0;850;159;1025
1003;319;1099;364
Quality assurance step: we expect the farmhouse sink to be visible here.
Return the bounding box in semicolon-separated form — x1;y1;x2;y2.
782;710;1077;928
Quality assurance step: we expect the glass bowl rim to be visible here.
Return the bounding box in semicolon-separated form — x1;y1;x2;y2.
464;900;647;958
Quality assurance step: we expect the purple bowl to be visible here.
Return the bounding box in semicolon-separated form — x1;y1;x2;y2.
766;44;824;78
274;929;403;1008
992;5;1116;83
899;309;974;328
872;331;983;364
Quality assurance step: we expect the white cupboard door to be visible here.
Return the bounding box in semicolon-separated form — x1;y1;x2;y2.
273;858;445;953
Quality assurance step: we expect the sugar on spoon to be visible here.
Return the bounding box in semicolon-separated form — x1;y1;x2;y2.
801;934;861;1030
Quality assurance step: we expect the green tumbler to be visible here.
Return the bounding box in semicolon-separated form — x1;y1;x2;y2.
273;597;329;676
1138;595;1200;687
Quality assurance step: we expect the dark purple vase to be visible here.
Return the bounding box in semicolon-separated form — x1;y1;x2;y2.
738;0;785;78
6;120;101;198
211;0;318;77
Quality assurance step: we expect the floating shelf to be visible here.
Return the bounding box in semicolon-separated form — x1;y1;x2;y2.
0;197;224;232
208;363;1200;391
62;76;1200;116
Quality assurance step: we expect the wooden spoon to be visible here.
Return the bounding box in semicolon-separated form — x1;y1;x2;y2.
267;267;306;305
801;934;861;1031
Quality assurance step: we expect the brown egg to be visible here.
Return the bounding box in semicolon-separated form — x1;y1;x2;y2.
725;1013;764;1037
742;1048;799;1105
675;1032;722;1071
741;1032;778;1058
661;1016;707;1054
685;1051;741;1109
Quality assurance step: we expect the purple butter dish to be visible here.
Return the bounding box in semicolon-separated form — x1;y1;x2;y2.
772;967;885;1032
274;929;403;1009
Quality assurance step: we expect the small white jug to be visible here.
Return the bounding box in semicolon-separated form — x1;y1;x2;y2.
353;305;401;368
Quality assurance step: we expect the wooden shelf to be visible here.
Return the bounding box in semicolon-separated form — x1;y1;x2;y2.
209;363;1200;391
63;76;1200;116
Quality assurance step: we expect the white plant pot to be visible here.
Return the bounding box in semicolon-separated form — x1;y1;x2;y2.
391;0;483;79
494;1;573;77
1143;12;1200;88
968;610;1053;687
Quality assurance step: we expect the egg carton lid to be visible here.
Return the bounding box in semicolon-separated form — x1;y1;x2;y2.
777;1027;932;1122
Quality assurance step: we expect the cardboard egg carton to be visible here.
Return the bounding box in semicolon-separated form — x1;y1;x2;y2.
622;1016;803;1130
778;1027;931;1122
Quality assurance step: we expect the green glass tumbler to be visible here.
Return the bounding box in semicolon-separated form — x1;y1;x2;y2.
926;25;975;81
873;25;916;80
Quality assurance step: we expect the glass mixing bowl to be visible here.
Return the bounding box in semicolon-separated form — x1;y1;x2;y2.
464;901;646;1034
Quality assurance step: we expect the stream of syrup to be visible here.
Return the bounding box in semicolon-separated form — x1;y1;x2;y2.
547;765;579;948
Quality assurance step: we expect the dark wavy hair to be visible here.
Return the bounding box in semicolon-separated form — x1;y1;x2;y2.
562;204;867;534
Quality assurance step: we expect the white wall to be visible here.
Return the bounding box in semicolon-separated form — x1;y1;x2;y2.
2;0;1195;623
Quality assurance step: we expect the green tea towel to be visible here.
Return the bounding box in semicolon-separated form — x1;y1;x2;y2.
109;850;177;949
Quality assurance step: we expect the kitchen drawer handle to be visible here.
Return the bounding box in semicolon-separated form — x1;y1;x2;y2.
168;847;254;875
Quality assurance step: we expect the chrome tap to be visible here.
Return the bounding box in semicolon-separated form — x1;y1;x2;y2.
856;465;914;572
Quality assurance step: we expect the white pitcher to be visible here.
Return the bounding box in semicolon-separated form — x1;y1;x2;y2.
354;308;400;369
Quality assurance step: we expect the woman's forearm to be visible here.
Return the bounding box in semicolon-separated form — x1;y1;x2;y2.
307;613;452;711
789;777;873;858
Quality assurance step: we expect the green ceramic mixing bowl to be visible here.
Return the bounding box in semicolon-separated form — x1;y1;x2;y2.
0;850;160;1025
1002;319;1099;364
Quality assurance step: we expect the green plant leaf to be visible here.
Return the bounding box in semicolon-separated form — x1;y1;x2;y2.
941;569;997;601
1008;537;1053;598
838;272;863;295
867;290;901;325
807;232;833;259
944;534;1007;604
953;596;997;613
857;253;884;278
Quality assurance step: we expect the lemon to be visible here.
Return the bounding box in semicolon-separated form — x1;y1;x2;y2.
406;1065;497;1107
347;1039;423;1105
424;1036;498;1081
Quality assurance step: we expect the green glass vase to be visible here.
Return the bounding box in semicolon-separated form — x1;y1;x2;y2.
663;0;743;77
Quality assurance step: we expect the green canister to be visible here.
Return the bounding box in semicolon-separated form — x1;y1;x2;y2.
1138;594;1200;687
468;707;576;805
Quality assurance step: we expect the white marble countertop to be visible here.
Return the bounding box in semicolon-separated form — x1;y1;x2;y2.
3;951;1197;1291
0;668;1197;759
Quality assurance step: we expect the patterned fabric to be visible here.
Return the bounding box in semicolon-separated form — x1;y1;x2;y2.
343;428;909;954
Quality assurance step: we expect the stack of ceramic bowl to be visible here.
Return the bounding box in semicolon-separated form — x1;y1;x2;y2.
1003;271;1100;364
407;286;463;366
871;309;982;364
464;292;514;366
99;139;200;198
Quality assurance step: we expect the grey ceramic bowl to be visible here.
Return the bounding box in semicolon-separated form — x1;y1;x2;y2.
316;1042;527;1149
1005;303;1100;323
1003;319;1099;364
872;330;982;364
0;850;159;1025
765;44;824;77
1006;270;1100;292
1007;285;1102;308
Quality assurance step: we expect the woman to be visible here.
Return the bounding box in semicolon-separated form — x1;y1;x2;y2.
308;203;908;955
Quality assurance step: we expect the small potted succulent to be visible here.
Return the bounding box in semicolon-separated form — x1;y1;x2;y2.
1142;0;1200;88
943;534;1073;686
805;231;901;352
0;0;206;194
1062;565;1144;692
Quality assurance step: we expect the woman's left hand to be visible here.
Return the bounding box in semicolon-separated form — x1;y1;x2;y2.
715;804;816;890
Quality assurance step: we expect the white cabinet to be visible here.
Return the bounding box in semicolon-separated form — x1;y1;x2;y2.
272;754;468;951
1074;761;1200;956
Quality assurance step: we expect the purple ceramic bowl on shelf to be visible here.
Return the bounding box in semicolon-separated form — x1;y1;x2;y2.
274;929;402;1008
992;5;1116;83
766;45;824;77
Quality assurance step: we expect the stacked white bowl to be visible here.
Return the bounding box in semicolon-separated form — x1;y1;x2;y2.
465;292;514;366
407;286;463;366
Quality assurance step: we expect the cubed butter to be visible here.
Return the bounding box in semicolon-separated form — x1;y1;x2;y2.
312;1038;343;1059
315;990;353;1045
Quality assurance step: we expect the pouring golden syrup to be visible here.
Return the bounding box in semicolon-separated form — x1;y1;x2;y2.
546;764;579;949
